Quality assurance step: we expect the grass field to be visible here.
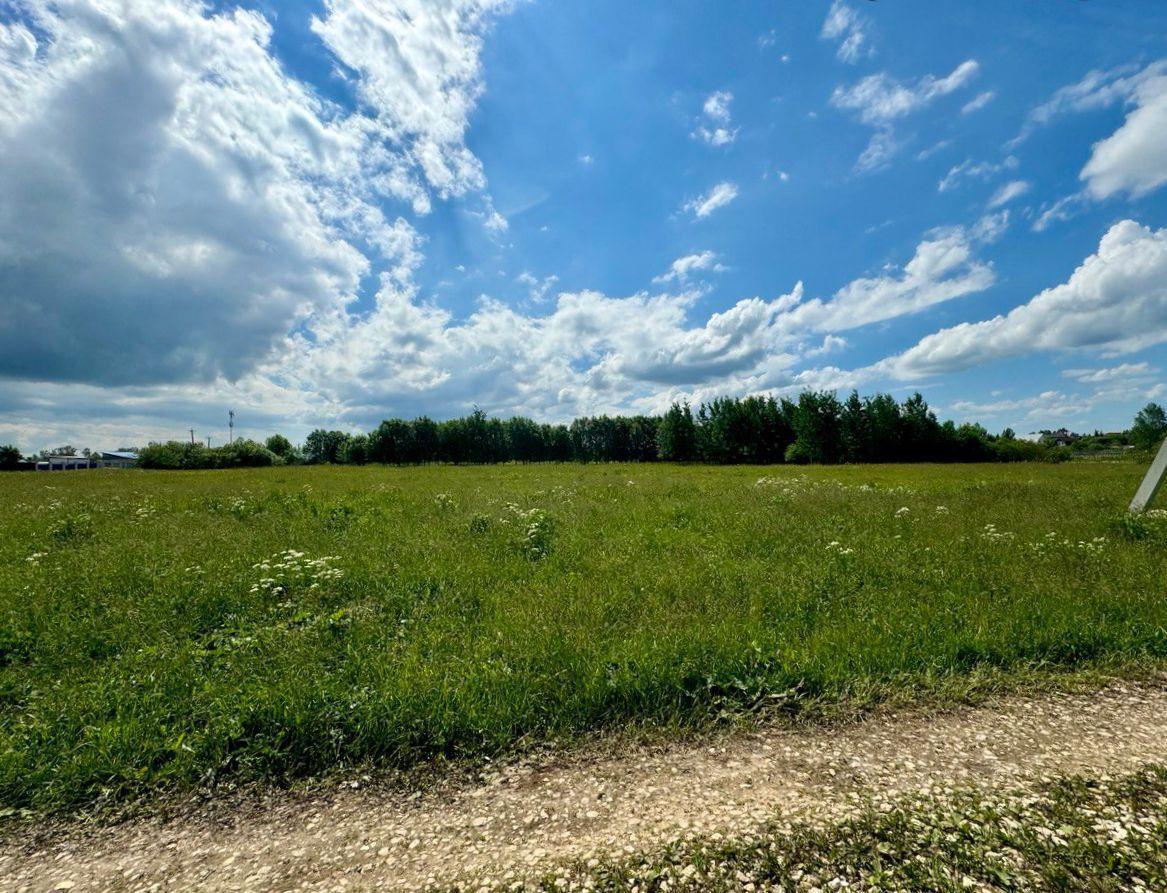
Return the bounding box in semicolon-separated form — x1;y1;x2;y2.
2;461;1166;815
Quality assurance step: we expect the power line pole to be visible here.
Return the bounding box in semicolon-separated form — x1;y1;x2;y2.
1131;436;1167;512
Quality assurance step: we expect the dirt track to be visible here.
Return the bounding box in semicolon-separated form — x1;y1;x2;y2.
5;678;1167;892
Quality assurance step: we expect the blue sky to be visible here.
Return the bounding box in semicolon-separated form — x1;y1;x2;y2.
1;0;1166;451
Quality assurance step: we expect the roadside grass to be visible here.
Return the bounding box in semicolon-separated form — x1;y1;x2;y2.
1;462;1165;815
523;765;1167;892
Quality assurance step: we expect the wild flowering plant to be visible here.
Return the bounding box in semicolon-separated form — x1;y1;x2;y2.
503;503;554;559
249;549;343;596
980;523;1016;543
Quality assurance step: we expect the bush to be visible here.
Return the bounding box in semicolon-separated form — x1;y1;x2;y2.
137;439;275;470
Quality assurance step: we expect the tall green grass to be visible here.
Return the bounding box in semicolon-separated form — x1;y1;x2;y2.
1;462;1165;813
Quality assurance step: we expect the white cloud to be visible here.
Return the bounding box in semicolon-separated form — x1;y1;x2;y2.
515;271;559;304
916;139;953;161
683;181;740;219
1062;362;1156;383
785;226;995;333
950;391;1078;418
1008;60;1167;231
703;91;732;123
694;126;736;147
653;251;726;285
881;220;1167;378
1080;71;1167;199
832;61;980;126
820;0;871;65
0;0;383;385
1032;193;1086;232
692;90;738;146
310;0;509;198
961;91;995;115
987;180;1030;209
947;379;1165;429
0;0;515;393
831;61;980;171
938;156;1018;192
1013;60;1167;145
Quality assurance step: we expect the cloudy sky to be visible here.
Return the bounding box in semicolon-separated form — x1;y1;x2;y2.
1;0;1166;451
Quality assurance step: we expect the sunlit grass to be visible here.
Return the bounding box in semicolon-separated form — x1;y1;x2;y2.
1;462;1165;814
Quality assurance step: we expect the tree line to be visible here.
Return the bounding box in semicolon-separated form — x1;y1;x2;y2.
124;392;1167;470
6;395;1163;472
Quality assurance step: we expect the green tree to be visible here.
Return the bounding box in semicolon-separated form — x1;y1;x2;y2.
840;391;870;463
341;434;369;465
657;402;698;461
265;434;295;461
369;419;414;464
788;391;843;464
1131;402;1167;451
0;444;22;470
302;429;350;464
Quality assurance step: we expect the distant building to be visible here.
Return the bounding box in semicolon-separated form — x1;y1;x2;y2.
35;455;93;471
98;451;138;469
1040;428;1079;447
34;451;139;471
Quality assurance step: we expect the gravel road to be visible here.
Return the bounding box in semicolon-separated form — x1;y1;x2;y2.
5;678;1167;892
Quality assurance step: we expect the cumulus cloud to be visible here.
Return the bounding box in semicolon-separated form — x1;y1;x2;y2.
0;0;510;391
310;0;508;198
683;181;739;219
784;226;995;334
831;60;980;170
653;251;726;285
820;0;871;65
1009;59;1167;222
881;220;1167;378
1080;70;1167;199
0;0;377;386
692;90;738;146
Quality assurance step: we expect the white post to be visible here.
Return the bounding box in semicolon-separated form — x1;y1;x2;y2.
1130;436;1167;512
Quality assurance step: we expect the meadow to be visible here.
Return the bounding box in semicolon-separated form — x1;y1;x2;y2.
1;461;1165;815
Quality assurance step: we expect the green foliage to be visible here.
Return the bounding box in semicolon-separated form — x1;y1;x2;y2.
2;462;1164;814
302;429;351;464
137;439;276;469
264;434;296;462
1131;402;1167;451
656;402;698;461
0;444;21;470
130;391;1095;473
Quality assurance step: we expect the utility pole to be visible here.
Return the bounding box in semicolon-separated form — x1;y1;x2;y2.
189;428;196;445
229;410;235;444
1130;436;1167;512
206;436;212;448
